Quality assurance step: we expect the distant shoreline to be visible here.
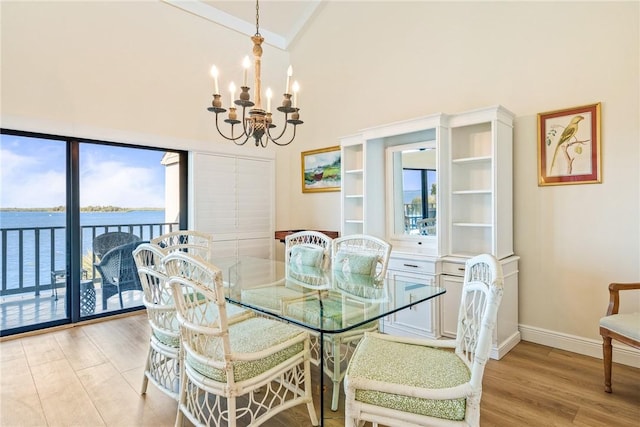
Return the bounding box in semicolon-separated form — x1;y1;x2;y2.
0;207;164;213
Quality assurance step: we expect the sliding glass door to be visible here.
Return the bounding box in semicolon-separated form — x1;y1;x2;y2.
1;130;186;336
79;143;173;315
0;134;69;331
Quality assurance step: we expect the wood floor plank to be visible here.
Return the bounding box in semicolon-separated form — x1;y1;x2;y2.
82;315;149;373
0;338;25;363
76;359;172;426
53;326;108;372
20;332;65;367
29;357;106;426
120;365;182;422
0;355;48;426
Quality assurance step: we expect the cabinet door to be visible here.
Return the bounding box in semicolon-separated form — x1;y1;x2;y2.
384;269;439;339
440;274;462;338
191;152;274;259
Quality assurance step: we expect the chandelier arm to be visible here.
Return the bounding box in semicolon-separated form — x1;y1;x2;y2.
264;115;291;141
233;134;252;146
240;107;255;138
269;124;298;146
214;112;250;144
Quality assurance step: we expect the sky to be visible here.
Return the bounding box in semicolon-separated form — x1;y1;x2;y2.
0;134;167;209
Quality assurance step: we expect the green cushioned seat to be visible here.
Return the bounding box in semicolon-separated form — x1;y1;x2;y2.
152;301;246;348
285;295;378;331
285;297;345;329
348;335;470;421
241;286;302;311
187;317;305;383
153;328;180;347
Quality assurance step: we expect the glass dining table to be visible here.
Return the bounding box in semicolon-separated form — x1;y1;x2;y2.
214;256;446;426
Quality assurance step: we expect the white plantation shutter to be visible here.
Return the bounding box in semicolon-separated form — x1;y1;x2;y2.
237;157;272;237
191;152;274;259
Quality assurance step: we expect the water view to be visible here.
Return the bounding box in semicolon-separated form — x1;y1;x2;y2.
0;210;166;291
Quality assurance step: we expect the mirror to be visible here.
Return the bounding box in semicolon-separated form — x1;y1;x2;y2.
386;140;437;240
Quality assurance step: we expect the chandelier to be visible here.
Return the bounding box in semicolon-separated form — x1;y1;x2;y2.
207;0;302;147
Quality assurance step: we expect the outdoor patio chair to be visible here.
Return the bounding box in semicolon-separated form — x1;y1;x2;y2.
344;254;504;427
93;231;141;259
95;240;146;309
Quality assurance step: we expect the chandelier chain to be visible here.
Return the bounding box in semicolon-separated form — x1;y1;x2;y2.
255;0;260;36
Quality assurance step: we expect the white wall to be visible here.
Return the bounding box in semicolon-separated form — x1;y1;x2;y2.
2;1;639;363
0;0;289;156
284;1;639;362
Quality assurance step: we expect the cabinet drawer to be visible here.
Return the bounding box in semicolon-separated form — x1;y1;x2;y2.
441;261;466;277
388;257;436;274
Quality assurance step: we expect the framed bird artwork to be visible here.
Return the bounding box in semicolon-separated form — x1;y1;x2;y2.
537;102;601;186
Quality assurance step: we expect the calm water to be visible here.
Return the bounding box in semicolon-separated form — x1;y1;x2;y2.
0;210;167;290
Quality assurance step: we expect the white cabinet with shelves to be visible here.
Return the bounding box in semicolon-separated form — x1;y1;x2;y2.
382;253;440;339
448;106;514;259
341;137;365;236
340;105;518;356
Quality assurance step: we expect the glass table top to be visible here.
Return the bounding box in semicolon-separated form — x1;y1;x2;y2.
214;256;445;334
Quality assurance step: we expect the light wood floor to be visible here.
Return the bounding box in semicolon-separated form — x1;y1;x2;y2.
1;313;638;426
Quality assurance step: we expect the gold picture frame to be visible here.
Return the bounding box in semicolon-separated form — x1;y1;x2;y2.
537;102;601;186
301;146;341;193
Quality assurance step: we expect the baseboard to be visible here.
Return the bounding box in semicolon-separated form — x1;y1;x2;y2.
491;331;521;360
519;324;640;368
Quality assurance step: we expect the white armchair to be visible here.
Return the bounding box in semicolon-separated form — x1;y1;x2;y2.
344;253;504;427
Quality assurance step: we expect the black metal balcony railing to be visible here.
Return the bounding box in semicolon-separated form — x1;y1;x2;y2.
0;222;179;298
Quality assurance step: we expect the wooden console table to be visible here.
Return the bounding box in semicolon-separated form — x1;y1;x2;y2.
274;230;339;243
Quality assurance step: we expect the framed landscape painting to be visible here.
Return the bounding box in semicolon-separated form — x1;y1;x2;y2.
537;102;601;186
301;146;341;193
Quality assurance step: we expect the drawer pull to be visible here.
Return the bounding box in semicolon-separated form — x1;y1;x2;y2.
403;263;419;268
458;267;465;271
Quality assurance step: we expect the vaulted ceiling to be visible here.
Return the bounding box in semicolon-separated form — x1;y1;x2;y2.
162;0;322;50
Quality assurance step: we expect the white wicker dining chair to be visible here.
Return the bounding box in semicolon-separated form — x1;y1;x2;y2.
285;234;391;412
285;230;333;270
151;229;214;261
132;243;180;400
344;253;504;427
241;230;333;315
163;251;319;427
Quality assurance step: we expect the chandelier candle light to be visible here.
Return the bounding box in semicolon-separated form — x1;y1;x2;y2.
207;0;302;147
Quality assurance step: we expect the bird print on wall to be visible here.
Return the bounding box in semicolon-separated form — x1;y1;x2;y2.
546;114;589;175
538;103;600;186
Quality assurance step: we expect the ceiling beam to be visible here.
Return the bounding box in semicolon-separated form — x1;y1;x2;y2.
162;0;322;51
